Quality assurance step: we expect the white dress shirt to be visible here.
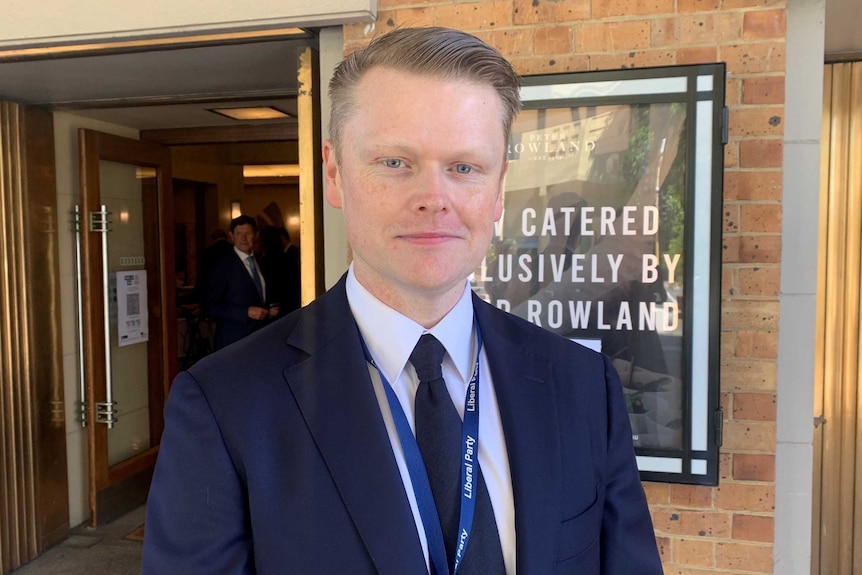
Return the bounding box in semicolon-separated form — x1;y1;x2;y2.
234;246;266;300
346;266;516;574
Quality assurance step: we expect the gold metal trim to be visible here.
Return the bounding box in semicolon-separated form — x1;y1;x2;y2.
0;27;309;62
814;61;862;574
0;101;68;573
0;101;34;573
297;46;323;304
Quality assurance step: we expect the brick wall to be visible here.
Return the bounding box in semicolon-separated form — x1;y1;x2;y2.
343;1;785;572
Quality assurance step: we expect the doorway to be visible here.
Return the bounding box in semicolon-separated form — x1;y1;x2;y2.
173;177;218;369
0;31;324;570
160;140;304;371
78;129;174;526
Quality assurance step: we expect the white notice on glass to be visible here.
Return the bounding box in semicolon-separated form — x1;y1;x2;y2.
116;270;148;347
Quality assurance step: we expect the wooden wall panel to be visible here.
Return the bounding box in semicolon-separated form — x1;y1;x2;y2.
0;102;69;574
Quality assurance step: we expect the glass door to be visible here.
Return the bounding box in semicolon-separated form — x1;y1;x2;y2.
78;129;176;526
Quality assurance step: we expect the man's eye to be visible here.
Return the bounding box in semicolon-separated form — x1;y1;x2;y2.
383;158;404;168
455;164;473;174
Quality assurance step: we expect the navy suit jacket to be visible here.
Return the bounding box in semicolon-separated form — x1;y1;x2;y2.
205;251;269;349
143;276;662;574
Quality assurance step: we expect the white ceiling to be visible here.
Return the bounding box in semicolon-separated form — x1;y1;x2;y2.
0;37;311;131
825;0;862;58
0;1;858;132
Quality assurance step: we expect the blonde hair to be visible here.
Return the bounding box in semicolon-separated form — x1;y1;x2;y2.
328;27;521;158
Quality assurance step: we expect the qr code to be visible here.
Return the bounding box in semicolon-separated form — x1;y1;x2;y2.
127;293;140;316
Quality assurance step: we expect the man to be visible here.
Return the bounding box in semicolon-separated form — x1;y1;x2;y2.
204;215;278;349
194;226;233;307
259;225;301;316
143;27;663;574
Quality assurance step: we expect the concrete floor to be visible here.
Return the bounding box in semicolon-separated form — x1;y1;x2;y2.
10;506;144;575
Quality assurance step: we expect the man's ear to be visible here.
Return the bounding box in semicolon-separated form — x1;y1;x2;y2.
323;140;343;209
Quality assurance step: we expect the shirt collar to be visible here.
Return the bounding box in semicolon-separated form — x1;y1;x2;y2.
234;246;252;260
345;265;476;386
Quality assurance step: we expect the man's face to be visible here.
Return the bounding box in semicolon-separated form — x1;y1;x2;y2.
323;67;507;306
231;224;256;255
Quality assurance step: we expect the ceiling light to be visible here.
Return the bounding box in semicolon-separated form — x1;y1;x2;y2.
209;106;292;121
244;164;300;178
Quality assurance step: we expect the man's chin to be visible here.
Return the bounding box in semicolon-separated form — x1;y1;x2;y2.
401;273;468;296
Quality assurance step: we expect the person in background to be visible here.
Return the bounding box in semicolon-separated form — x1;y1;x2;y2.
204;215;278;350
144;27;663;575
194;227;232;310
259;225;301;316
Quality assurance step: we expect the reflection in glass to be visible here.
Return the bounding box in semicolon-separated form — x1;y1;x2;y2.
100;160;155;466
473;103;687;450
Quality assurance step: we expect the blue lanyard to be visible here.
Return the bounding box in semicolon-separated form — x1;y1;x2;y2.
360;330;483;575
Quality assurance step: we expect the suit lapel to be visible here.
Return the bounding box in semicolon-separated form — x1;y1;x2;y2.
283;280;427;575
475;298;561;574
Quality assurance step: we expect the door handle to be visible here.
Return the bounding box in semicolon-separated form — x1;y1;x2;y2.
91;204;118;428
74;206;88;427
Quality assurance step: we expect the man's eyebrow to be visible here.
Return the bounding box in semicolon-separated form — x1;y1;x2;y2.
365;139;417;153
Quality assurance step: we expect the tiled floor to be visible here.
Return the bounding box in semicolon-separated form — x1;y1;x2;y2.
10;506;145;575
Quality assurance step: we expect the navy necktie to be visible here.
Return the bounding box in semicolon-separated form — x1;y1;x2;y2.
410;334;505;574
247;256;263;300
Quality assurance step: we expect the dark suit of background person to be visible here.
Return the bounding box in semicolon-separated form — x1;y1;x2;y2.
205;216;278;350
195;227;233;310
259;226;301;317
143;26;662;575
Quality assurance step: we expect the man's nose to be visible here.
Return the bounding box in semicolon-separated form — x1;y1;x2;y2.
414;170;449;212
